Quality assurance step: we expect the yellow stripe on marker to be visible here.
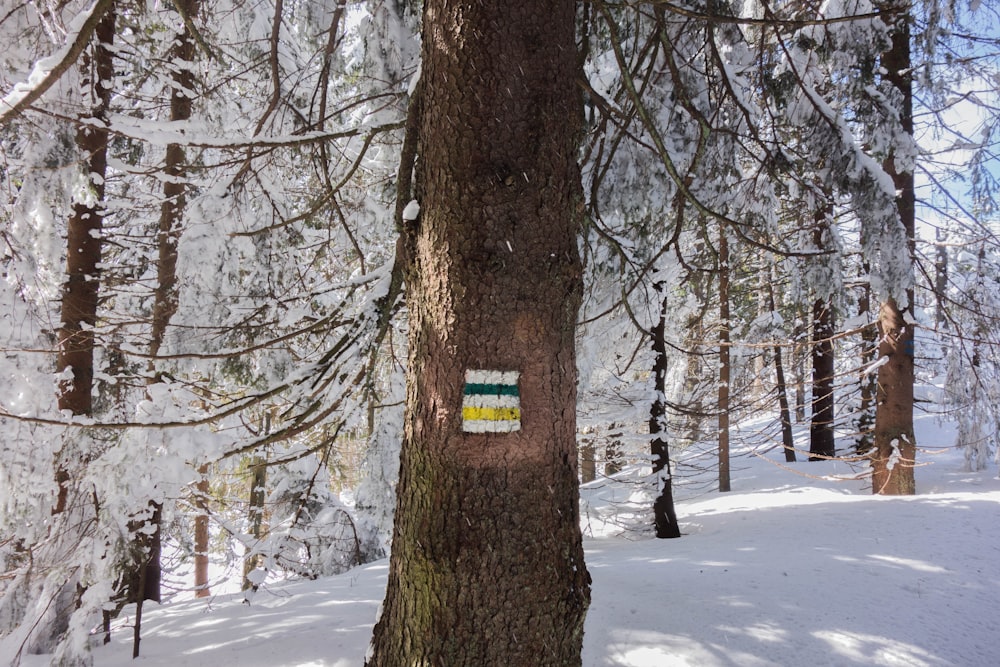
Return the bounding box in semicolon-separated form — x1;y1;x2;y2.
462;406;521;422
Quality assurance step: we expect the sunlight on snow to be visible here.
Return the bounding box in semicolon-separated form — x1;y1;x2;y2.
866;554;950;574
812;630;949;667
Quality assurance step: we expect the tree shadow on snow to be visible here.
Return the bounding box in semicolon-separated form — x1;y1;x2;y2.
583;493;1000;667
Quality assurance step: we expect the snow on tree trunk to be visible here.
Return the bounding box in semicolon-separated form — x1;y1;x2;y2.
365;0;590;663
718;225;731;493
53;7;116;513
651;283;681;538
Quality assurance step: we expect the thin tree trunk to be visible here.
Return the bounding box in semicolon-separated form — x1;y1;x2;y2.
766;277;796;462
243;457;268;591
809;296;836;460
651;284;681;538
194;467;212;599
856;266;877;455
934;228;948;329
718;227;731;492
793;325;806;423
367;1;589;662
129;4;200;650
872;1;916;495
580;439;596;483
809;210;836;460
605;423;623;476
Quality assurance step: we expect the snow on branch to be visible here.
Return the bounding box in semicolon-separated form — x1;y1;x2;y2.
0;0;115;125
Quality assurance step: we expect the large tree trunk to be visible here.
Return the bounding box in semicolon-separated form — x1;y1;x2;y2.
366;1;590;664
872;1;916;495
53;7;116;513
872;299;916;494
37;6;116;656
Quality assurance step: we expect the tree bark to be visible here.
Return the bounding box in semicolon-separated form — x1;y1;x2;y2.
872;299;916;494
718;227;731;492
651;285;681;538
54;1;116;514
194;469;212;599
243;457;268;591
126;4;200;648
856;266;877;455
809;212;836;460
872;1;916;495
605;424;623;476
934;228;947;328
580;439;596;483
809;296;836;460
766;277;796;462
366;0;590;663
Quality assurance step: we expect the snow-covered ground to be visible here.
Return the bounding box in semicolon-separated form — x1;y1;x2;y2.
50;416;1000;667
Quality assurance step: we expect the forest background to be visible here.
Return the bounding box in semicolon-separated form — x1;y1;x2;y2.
1;0;998;664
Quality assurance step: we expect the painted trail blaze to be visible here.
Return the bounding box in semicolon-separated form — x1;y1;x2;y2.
462;369;521;433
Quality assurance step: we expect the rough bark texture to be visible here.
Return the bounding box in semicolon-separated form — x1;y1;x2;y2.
872;2;916;495
366;1;590;664
872;299;916;494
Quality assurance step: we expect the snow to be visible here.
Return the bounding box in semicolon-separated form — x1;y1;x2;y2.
401;199;419;222
84;419;1000;667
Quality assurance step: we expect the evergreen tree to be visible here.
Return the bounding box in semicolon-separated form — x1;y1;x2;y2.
366;0;590;663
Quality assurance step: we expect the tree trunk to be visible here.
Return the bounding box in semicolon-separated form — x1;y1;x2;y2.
934;228;948;329
872;1;916;495
809;211;836;460
809;296;836;460
53;6;116;514
793;326;806;423
36;7;115;656
243;457;268;592
125;5;200;650
129;0;200;625
718;227;731;492
872;299;916;494
856;266;877;455
194;467;211;599
580;438;596;483
766;277;796;462
605;424;623;476
651;285;681;538
366;1;590;663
